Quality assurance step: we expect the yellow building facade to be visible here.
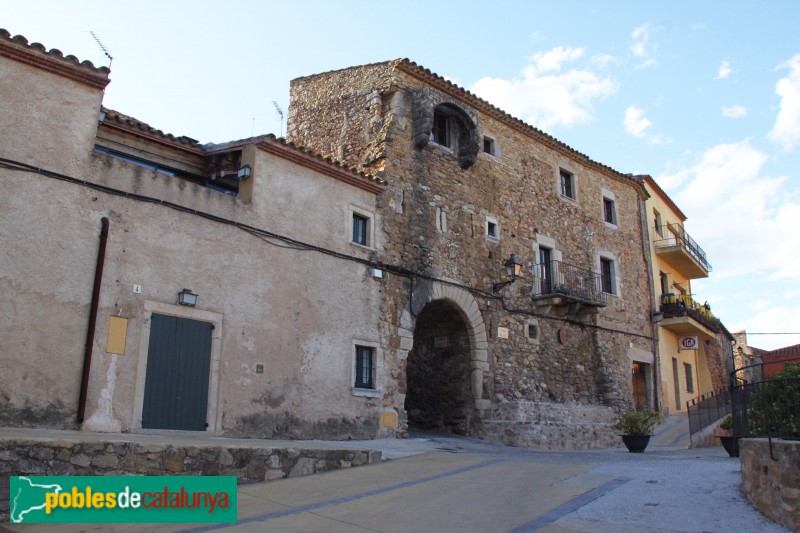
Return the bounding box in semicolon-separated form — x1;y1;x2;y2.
642;177;727;414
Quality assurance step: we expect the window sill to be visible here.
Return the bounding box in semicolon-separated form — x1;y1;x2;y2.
604;222;618;230
352;388;381;398
350;241;375;252
559;194;578;205
429;142;454;154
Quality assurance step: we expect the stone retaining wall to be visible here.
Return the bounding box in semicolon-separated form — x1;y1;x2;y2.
740;438;800;533
0;438;381;522
481;401;618;450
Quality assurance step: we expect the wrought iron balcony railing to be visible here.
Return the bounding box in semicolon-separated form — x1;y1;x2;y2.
660;293;723;333
531;260;607;307
654;222;712;273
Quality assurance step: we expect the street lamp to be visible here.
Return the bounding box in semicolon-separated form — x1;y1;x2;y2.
493;254;524;293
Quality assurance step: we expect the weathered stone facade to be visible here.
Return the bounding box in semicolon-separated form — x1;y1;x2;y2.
288;60;656;448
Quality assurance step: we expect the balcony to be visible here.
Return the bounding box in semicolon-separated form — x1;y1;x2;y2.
532;260;607;317
659;293;723;339
654;223;711;279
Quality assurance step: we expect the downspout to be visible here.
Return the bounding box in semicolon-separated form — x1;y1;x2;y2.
638;195;660;411
77;217;109;424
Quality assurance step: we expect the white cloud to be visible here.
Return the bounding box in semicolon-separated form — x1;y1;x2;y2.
624;106;652;137
722;105;748;118
630;24;657;69
715;60;732;80
660;140;800;285
728;306;800;351
768;53;800;151
591;54;618;68
469;47;617;131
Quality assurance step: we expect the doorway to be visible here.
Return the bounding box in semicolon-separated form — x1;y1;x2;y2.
405;300;475;435
141;313;213;431
631;361;649;411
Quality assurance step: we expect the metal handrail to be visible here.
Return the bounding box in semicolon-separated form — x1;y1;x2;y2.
531;260;607;306
729;357;800;457
654;222;712;272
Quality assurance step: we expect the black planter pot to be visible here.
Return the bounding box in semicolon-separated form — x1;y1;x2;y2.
621;434;652;453
719;436;740;458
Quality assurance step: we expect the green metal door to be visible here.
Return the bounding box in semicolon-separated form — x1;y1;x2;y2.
142;313;213;431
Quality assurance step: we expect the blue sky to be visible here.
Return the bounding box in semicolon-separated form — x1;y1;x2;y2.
4;1;799;350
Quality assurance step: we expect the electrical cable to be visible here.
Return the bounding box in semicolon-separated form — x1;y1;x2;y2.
1;155;655;340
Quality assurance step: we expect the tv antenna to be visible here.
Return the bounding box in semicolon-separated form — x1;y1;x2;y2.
89;31;113;69
273;101;284;137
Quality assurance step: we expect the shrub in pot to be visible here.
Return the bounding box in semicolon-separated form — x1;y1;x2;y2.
611;409;662;453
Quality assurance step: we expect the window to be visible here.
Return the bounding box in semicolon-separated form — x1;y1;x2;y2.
600;258;615;294
684;363;694;393
539;247;552;294
603;198;616;225
354;346;375;389
349;206;374;249
483;136;496;156
560;169;575;199
352;214;368;246
654;209;663;236
660;271;669;296
527;324;538;339
486;217;499;240
431;109;451;147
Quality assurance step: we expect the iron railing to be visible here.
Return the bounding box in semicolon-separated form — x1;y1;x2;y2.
659;293;724;334
687;389;731;439
730;357;800;442
531;260;606;306
654;222;712;273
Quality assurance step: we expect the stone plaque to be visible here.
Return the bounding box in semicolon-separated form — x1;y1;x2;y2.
497;327;509;339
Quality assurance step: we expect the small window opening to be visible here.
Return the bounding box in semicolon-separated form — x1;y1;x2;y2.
603;198;616;224
483;136;496;155
560;169;574;199
431;110;451;147
352;213;369;246
355;346;375;389
527;324;538;339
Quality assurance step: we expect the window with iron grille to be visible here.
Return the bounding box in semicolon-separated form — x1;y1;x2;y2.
684;362;694;393
355;345;375;389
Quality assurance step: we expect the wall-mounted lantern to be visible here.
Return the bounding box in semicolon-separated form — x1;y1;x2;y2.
178;288;198;307
493;254;524;293
236;165;252;180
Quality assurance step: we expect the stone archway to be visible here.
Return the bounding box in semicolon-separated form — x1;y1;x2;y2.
398;281;490;435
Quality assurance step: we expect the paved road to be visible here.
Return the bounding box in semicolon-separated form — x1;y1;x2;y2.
6;431;790;533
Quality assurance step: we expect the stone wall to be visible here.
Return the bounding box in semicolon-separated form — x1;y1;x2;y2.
0;438;380;522
740;438;800;533
482;401;618;450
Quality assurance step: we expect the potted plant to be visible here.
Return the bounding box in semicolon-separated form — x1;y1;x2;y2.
718;415;739;457
611;409;662;453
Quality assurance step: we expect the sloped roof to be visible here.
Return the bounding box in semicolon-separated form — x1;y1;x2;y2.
765;343;800;357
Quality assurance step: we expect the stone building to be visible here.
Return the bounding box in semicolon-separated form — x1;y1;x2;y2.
287;60;658;449
0;30;392;439
641;176;734;414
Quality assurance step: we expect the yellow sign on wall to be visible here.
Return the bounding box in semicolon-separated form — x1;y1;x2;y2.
106;316;128;355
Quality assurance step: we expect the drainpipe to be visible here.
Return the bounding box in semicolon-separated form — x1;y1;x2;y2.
77;217;109;424
638;195;660;411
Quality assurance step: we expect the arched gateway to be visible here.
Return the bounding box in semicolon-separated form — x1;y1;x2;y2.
398;281;490;435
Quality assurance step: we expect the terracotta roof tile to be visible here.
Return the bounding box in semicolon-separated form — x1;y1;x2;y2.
0;29;110;89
